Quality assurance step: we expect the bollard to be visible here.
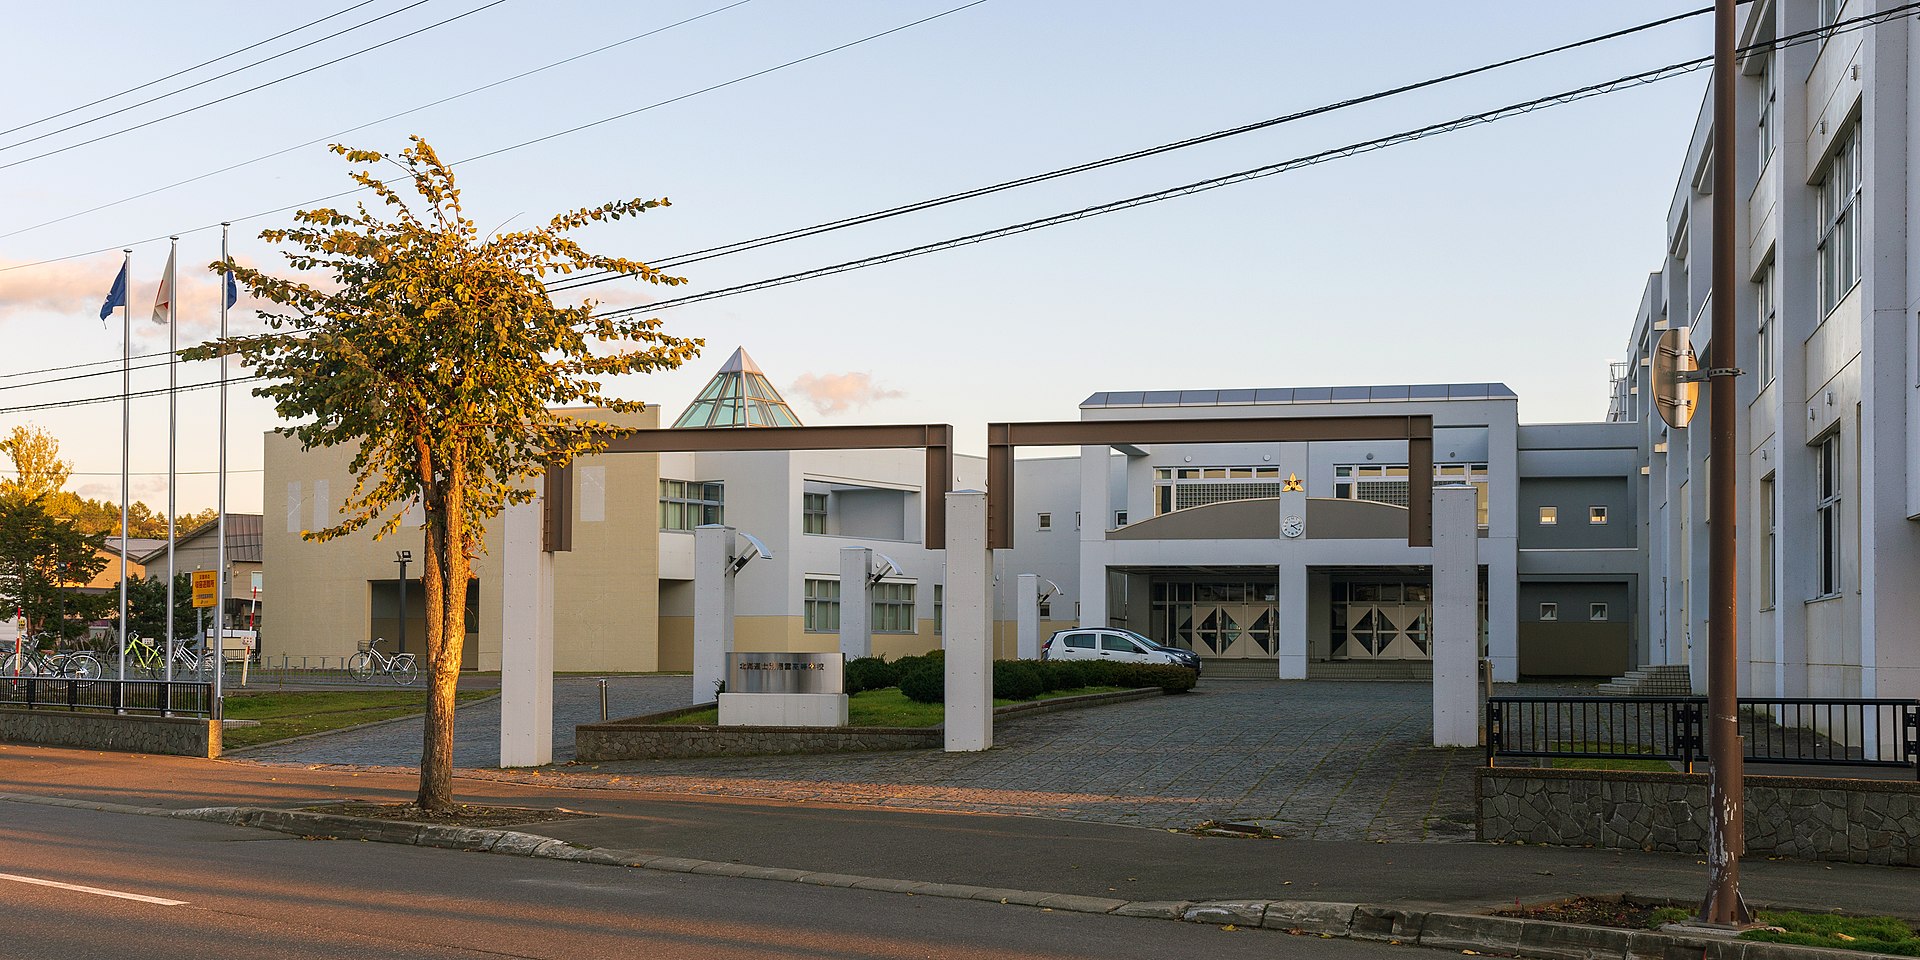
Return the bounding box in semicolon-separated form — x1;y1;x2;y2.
598;678;609;721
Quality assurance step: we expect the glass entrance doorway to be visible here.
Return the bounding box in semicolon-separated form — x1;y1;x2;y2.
1150;581;1278;658
1330;580;1432;661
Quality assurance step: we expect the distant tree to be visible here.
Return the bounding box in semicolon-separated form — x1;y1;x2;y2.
0;424;72;505
0;497;111;643
124;573;198;644
186;138;699;812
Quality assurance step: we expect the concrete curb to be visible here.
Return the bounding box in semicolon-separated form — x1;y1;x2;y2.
0;791;1890;960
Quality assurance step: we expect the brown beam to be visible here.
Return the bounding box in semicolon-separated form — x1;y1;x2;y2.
542;462;573;553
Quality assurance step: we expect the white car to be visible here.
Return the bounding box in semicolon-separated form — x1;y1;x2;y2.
1040;627;1201;674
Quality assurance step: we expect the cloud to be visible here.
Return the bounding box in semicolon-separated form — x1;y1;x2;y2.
0;255;267;346
787;371;904;414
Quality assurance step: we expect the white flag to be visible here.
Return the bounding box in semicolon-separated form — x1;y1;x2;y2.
150;246;175;326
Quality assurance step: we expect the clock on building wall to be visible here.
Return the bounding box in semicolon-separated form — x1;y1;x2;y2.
1282;515;1304;539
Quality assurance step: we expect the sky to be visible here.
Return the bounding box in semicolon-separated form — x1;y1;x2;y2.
0;1;1716;516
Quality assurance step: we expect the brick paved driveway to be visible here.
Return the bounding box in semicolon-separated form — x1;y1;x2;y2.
240;677;1589;841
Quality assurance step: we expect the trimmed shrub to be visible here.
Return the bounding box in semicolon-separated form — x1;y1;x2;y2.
844;656;899;695
898;658;945;703
992;660;1045;701
1112;663;1198;694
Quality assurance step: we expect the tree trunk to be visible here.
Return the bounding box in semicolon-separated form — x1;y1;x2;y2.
415;466;470;812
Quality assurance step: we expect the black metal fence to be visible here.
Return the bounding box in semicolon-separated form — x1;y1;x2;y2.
1487;695;1920;780
0;677;213;718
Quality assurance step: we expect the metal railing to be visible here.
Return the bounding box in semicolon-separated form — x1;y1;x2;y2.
0;677;213;718
1487;695;1920;780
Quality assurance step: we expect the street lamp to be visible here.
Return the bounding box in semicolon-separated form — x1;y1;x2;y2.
395;551;412;656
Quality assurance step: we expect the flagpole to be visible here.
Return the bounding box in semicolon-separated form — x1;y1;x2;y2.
214;224;230;717
165;237;177;687
118;249;131;685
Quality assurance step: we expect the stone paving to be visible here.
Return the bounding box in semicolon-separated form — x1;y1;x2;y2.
239;676;1594;842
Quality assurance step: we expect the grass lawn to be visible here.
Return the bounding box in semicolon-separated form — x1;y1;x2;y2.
1547;740;1676;773
223;689;495;749
661;685;1128;728
1647;908;1920;955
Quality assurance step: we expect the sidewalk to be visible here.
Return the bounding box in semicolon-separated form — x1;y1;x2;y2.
0;742;1912;921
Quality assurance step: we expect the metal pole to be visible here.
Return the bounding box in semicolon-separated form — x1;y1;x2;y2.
1701;0;1750;927
214;224;230;718
117;249;131;685
397;554;409;656
165;237;178;686
599;678;609;721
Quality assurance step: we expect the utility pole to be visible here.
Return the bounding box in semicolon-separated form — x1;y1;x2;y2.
396;551;412;656
1700;0;1749;927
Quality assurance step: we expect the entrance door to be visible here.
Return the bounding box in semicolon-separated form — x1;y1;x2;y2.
1340;603;1431;660
1158;582;1277;658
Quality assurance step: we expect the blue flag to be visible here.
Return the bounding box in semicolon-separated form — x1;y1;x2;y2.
98;261;127;324
225;269;238;309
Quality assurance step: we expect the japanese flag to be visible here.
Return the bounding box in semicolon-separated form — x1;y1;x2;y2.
150;246;175;325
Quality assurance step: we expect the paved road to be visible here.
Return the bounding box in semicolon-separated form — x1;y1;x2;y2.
240;678;1591;841
0;800;1420;960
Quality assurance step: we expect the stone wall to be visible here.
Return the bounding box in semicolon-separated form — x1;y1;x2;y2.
1478;768;1920;866
0;708;220;758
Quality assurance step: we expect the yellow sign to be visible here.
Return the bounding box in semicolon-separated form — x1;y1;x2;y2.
191;570;218;609
1283;473;1304;492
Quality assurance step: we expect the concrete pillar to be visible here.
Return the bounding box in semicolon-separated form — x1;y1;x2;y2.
500;497;554;768
945;490;992;752
1483;542;1518;682
1432;486;1479;748
839;546;872;660
1277;564;1308;679
1016;574;1040;660
1077;445;1108;628
693;524;736;704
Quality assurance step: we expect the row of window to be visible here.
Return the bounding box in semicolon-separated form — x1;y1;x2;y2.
659;480;724;531
1149;463;1492;527
802;578;940;634
1537;505;1608;525
1751;119;1861;392
1538;602;1609;622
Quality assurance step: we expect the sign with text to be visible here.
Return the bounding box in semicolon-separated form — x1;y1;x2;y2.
191;570;218;608
726;652;844;695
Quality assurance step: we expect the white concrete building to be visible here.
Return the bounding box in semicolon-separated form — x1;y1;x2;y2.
1610;0;1920;700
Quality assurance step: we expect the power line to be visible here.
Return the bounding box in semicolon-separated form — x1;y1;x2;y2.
550;2;1721;291
0;0;983;275
1;1;1905;413
0;0;510;171
0;0;386;139
0;0;757;244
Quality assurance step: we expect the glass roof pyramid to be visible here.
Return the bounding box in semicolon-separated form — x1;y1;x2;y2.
672;347;804;428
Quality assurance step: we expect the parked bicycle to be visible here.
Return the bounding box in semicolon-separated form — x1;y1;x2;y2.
348;636;417;685
1;635;102;686
124;632;209;680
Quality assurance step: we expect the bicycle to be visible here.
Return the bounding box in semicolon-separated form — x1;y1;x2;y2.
348;637;417;685
124;632;208;680
1;635;102;686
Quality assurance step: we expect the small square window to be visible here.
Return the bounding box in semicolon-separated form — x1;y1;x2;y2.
1590;602;1609;621
1589;506;1608;525
1113;510;1129;527
1074;511;1081;530
1037;512;1052;530
1539;602;1558;621
1038;600;1052;618
1538;506;1558;525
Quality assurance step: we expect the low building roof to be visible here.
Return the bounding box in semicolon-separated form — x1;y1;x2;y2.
134;514;263;565
1080;383;1518;409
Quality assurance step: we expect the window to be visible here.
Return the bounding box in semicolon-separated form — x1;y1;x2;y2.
1756;57;1777;169
1589;603;1609;621
803;492;827;535
1820;0;1843;26
871;581;916;634
1816;434;1842;597
1037;512;1052;530
1538;603;1558;622
659;480;723;531
1756;263;1777;387
1759;474;1777;609
933;584;944;637
1154;465;1284;515
803;578;840;632
1335;462;1491;527
1113;510;1128;527
1074;511;1081;530
1037;599;1052;618
1100;634;1140;654
1064;633;1095;650
1589;506;1608;525
1538;506;1558;525
1816;124;1862;317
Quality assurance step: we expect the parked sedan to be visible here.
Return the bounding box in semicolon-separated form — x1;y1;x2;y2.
1040;627;1201;675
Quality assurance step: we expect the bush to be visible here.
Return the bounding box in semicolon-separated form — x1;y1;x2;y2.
898;658;945;703
1112;662;1198;694
844;656;899;695
992;660;1044;701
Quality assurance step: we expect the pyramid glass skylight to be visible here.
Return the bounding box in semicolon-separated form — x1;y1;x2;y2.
672;348;804;428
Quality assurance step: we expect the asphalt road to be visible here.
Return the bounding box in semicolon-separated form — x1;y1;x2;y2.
1;802;1416;960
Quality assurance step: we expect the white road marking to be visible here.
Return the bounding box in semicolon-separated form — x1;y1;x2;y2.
0;872;187;906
